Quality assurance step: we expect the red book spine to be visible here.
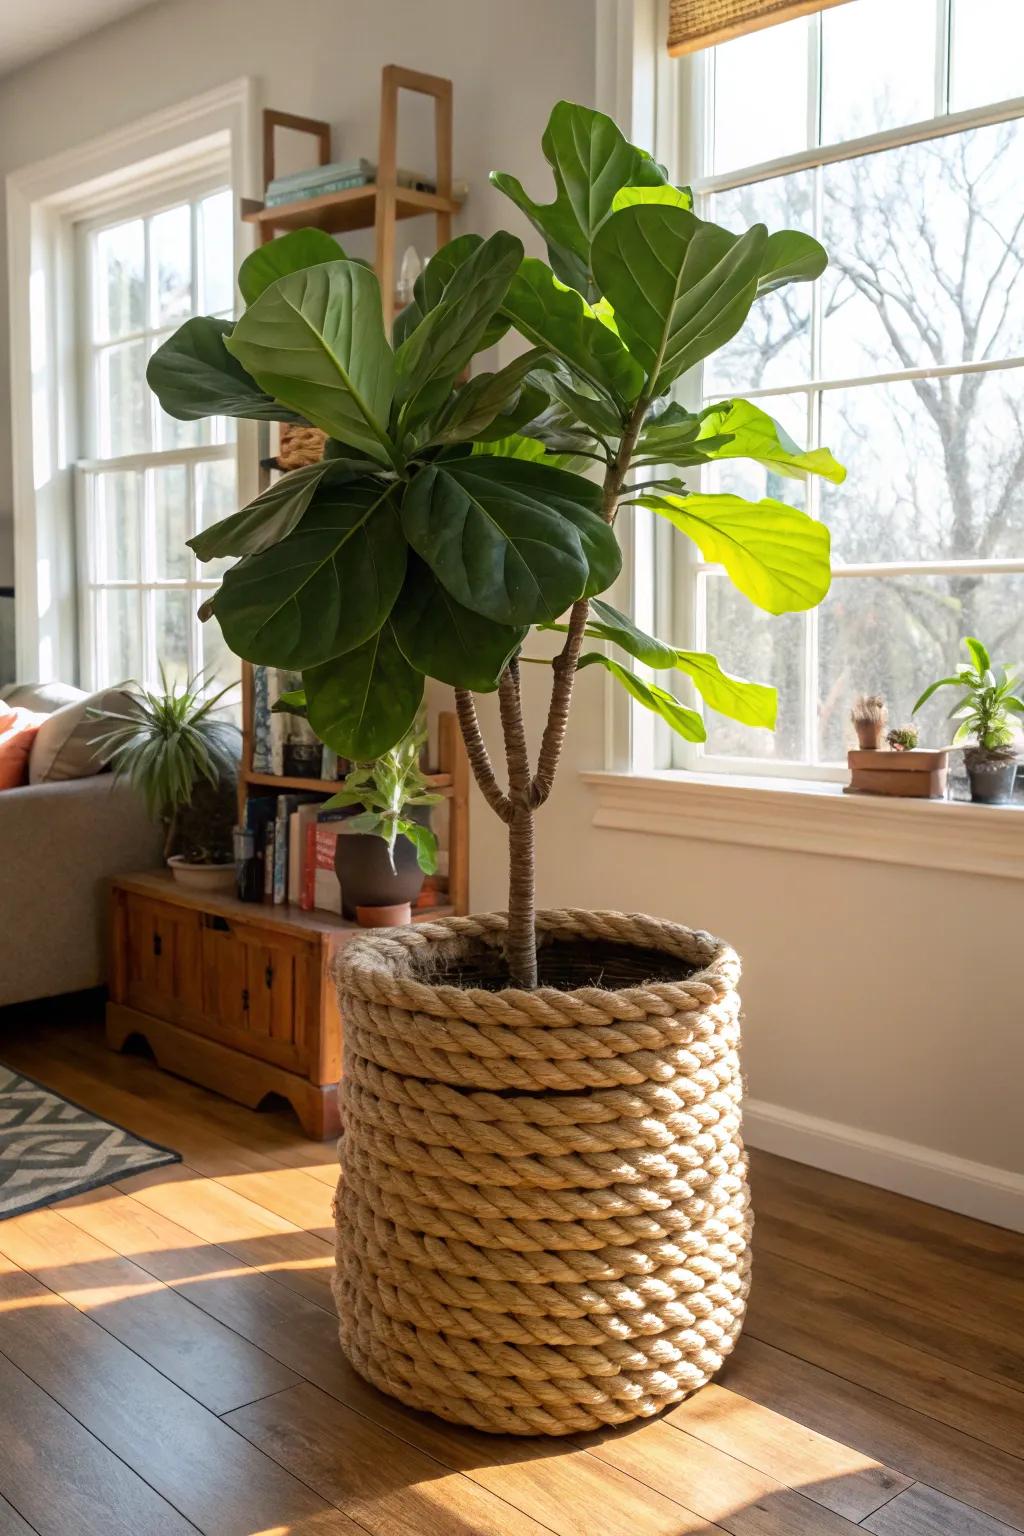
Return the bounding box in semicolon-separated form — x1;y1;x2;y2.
300;820;317;910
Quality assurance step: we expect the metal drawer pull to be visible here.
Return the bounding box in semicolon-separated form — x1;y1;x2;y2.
152;931;162;957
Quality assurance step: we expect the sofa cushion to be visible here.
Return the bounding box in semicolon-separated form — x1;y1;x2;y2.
0;704;48;788
2;681;86;714
28;685;131;784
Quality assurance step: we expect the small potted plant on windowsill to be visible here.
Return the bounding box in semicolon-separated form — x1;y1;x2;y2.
92;669;241;886
914;637;1022;805
850;693;887;750
322;716;442;924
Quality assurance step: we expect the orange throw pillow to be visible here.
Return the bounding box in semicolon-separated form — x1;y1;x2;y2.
0;704;48;789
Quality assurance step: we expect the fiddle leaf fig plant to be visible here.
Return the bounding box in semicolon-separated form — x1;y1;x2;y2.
147;99;844;987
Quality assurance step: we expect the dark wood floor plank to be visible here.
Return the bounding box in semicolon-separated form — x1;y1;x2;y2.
0;1353;199;1536
863;1482;1024;1536
0;1205;299;1414
663;1381;910;1521
745;1249;1024;1452
722;1337;1024;1531
226;1381;556;1536
579;1416;865;1535
0;1255;360;1536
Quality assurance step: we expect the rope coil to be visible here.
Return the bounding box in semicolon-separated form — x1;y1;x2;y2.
333;909;752;1435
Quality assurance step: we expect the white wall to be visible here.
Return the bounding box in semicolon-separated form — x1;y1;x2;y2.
0;0;598;591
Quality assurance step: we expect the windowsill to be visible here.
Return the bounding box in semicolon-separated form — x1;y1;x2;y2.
580;769;1024;880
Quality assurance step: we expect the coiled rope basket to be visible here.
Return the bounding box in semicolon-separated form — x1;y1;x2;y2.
332;908;751;1436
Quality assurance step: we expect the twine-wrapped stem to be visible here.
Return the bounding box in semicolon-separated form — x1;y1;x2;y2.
454;397;650;989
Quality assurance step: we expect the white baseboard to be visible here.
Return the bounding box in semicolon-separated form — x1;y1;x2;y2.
744;1098;1024;1234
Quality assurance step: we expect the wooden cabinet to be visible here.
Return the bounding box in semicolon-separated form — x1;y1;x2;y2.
108;873;352;1138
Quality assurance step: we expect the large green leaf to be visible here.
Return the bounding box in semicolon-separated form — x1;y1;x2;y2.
758;230;828;294
641;491;831;614
502;258;643;406
577;653;706;741
491;100;666;298
400;456;619;625
391;556;526;691
696;399;846;483
394;232;524;416
238;229;347;305
303;623;423;760
612;184;692;212
146;317;303;423
405;234;509;350
592;206;767;393
212;479;405;667
189;458;358;561
224;261;395;464
429;350;551;445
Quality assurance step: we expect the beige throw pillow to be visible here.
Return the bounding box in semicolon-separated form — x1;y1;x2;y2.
29;686;132;784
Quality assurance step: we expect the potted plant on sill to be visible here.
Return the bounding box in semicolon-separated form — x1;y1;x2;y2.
147;100;843;1435
325;716;442;924
93;670;240;888
850;692;887;750
914;636;1022;804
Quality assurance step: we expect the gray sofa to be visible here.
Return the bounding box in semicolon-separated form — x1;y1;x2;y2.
0;683;162;1006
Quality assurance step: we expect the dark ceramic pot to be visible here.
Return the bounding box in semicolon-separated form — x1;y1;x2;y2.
966;755;1018;805
332;806;428;920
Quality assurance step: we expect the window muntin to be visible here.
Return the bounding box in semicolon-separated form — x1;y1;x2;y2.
77;186;239;698
669;1;1024;778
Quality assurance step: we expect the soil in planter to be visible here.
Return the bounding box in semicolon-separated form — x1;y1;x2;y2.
427;935;697;991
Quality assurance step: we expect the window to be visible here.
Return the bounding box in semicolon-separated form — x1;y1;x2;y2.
75;184;239;697
661;0;1024;778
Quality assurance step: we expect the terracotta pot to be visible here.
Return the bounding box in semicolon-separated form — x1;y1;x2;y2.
331;909;750;1437
355;901;412;928
853;719;885;750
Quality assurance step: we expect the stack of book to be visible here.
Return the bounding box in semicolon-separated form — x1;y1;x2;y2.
251;666;343;782
264;160;468;207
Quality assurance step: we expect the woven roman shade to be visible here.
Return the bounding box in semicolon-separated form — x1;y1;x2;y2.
668;0;851;55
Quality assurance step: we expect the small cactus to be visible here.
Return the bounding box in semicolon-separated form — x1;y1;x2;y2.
886;724;919;752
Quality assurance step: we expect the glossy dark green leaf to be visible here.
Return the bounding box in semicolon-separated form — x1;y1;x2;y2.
189;458;357;561
412;233;509;349
146;317;303;423
401;457;618;625
212;479;406;667
641;490;831;614
391;556;526;691
491;100;667;298
303;623;423;759
502;257;643;405
592;206;767;393
238;229;347;305
577;653;706;741
428;349;550;444
224;261;395;464
394;232;524;413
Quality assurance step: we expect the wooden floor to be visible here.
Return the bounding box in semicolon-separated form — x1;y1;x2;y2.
1;1004;1022;1536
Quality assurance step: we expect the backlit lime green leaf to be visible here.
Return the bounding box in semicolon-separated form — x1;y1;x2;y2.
577;653;706;741
697;399;846;484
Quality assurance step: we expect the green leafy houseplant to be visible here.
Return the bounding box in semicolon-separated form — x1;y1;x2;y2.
322;716;443;876
92;670;240;861
148;101;844;986
914;636;1022;762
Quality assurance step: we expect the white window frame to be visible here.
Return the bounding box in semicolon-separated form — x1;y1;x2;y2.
6;79;257;685
73;174;236;692
635;8;1024;781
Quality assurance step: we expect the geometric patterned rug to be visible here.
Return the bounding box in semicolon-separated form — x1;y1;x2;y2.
0;1064;179;1219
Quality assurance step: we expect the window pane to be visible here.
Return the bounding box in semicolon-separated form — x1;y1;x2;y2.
199;612;242;703
817;572;1024;762
712;16;810;175
199;190;234;313
820;120;1024;377
951;0;1024;112
150;203;192;327
154;589;192;693
95;471;140;581
699;391;810;509
821;0;936;145
820;367;1024;564
195;458;237;579
99;588;141;684
94;220;144;341
704;171;815;393
99;341;148;456
702;574;806;761
152;464;190;579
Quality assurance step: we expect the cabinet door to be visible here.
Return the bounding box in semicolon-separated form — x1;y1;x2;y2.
245;939;297;1044
195;914;310;1073
124;899;202;1019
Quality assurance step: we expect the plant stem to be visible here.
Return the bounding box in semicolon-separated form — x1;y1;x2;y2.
162;807;179;862
498;658;537;988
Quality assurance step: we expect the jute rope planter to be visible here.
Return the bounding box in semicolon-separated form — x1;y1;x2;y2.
332;908;751;1436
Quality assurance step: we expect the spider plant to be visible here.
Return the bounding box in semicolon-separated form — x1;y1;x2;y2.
91;668;240;860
